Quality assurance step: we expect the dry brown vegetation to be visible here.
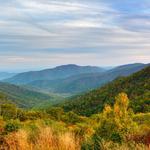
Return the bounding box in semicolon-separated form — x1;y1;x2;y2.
1;127;80;150
1;127;149;150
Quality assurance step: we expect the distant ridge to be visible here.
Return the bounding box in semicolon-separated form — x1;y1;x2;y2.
26;63;149;94
4;64;105;84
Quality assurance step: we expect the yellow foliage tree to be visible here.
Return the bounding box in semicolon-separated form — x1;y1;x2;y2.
95;93;137;143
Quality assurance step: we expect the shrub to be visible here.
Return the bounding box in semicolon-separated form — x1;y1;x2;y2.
25;110;44;120
46;107;64;121
0;104;17;120
4;120;21;133
110;132;122;143
62;111;82;124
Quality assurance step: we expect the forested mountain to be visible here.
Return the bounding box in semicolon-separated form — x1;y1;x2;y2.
26;63;149;94
0;72;16;80
61;66;150;116
0;82;62;108
4;64;105;84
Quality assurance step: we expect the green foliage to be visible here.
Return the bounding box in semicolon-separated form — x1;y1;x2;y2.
0;89;150;149
94;93;137;143
4;120;21;133
16;108;27;121
133;113;150;126
24;111;44;120
110;133;122;143
0;104;17;120
62;111;82;124
62;66;150;116
46;107;64;120
0;92;11;105
0;82;58;108
81;134;104;150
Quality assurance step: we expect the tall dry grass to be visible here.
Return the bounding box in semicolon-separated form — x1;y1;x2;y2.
1;127;80;150
1;127;149;150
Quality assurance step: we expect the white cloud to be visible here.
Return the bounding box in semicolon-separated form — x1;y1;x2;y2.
0;0;150;70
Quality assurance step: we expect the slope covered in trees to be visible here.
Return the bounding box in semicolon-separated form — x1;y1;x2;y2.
26;63;148;94
0;82;62;108
61;66;150;116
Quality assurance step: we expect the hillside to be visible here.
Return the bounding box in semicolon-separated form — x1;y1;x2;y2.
0;72;16;80
0;82;63;108
61;66;150;116
0;92;12;104
27;63;148;94
4;64;105;84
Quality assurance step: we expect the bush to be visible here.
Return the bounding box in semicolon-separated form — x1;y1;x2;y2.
62;111;82;124
81;134;104;150
17;109;27;121
110;133;122;143
25;111;44;120
46;107;64;121
4;120;21;133
0;104;17;120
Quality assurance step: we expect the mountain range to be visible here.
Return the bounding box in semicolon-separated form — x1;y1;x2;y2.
25;63;149;94
4;64;105;84
4;63;149;95
61;65;150;116
0;63;149;110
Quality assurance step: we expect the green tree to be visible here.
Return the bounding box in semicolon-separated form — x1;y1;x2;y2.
0;104;17;120
46;107;64;121
62;111;82;124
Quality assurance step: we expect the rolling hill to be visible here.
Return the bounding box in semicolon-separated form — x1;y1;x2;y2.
0;72;16;80
4;64;105;84
61;65;150;116
26;63;149;94
0;82;63;108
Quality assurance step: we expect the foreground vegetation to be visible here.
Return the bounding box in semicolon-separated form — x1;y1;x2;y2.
0;93;150;150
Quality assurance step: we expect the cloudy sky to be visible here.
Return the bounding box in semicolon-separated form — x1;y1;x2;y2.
0;0;150;72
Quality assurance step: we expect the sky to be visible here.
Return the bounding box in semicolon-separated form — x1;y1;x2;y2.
0;0;150;72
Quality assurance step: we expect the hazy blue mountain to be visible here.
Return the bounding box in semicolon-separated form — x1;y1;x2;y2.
0;82;63;108
0;72;16;80
26;63;149;94
4;64;105;84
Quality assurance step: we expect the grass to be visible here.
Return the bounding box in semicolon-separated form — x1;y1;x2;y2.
1;126;149;150
1;127;80;150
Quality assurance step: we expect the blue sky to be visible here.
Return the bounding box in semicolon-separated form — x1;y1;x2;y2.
0;0;150;72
